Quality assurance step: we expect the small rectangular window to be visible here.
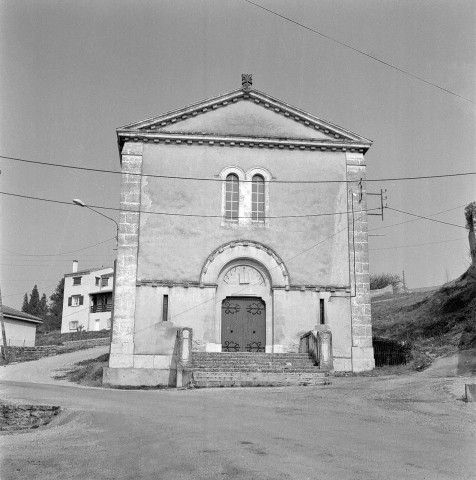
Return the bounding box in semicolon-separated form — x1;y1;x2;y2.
69;321;79;330
73;276;82;285
101;277;109;287
71;295;83;307
162;295;169;322
320;299;325;325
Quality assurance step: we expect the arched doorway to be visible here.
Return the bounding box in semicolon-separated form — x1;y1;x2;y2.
199;240;290;353
221;297;266;352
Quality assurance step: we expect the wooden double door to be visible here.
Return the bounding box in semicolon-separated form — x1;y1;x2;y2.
221;297;266;352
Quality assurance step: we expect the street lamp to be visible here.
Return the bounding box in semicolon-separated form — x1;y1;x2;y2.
73;198;119;336
72;199;119;249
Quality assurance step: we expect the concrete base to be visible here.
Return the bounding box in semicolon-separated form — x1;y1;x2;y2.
352;346;375;372
103;367;176;387
333;357;352;372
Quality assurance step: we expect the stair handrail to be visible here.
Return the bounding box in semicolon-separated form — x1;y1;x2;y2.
299;328;333;371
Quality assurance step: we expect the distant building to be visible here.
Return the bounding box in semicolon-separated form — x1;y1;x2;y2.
2;306;42;346
105;77;375;386
60;260;114;333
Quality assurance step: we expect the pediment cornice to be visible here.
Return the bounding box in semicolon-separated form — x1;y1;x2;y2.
117;88;372;153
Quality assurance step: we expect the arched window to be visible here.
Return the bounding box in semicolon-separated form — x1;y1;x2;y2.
252;174;265;222
225;174;239;221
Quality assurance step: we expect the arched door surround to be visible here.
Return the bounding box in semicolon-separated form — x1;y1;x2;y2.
200;240;290;287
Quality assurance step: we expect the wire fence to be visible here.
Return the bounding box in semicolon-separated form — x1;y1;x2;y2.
373;337;411;367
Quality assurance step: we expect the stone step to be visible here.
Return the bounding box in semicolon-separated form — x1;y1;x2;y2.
186;367;322;373
191;371;330;388
190;360;316;366
192;353;310;358
192;371;328;377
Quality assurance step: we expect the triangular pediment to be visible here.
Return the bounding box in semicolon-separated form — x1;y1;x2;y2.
157;101;333;140
117;89;372;149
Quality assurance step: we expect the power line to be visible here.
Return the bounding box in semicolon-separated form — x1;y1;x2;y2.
2;284;59;299
137;215;361;328
243;0;476;105
0;237;116;257
1;154;475;183
368;204;467;232
370;237;466;251
0;190;382;219
386;207;466;229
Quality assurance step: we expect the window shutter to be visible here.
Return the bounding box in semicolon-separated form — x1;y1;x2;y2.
68;297;72;306
79;295;84;305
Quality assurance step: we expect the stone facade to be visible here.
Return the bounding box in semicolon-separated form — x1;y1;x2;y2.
104;85;375;386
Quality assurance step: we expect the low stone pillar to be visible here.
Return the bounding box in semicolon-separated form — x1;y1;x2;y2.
465;384;476;402
318;330;333;371
313;326;333;370
176;328;192;388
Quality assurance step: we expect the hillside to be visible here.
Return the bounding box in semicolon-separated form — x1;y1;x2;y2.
371;266;476;358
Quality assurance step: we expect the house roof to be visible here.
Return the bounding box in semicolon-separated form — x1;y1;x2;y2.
64;266;113;278
3;306;43;324
116;87;372;154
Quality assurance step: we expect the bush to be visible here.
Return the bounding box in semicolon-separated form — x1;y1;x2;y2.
370;273;402;291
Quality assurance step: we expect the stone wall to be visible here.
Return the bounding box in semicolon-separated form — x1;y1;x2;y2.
1;403;60;431
2;337;110;362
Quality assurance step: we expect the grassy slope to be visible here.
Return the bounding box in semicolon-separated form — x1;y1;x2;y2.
53;353;109;387
372;266;476;358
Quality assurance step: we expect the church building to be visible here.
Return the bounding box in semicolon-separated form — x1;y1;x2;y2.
104;76;375;386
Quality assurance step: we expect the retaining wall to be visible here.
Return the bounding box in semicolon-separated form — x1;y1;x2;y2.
1;337;110;363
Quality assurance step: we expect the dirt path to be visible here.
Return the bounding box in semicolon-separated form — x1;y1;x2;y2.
0;346;109;387
1;349;476;479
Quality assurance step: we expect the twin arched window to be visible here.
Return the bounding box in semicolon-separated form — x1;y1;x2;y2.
225;174;265;222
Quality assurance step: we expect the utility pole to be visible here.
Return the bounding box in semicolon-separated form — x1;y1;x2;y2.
367;188;387;220
0;286;9;363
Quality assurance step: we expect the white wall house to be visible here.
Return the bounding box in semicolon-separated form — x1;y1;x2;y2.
60;261;114;333
2;306;42;346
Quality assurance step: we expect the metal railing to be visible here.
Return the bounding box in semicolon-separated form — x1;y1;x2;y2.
90;304;112;313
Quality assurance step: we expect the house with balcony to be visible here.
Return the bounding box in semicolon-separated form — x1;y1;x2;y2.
60;260;114;333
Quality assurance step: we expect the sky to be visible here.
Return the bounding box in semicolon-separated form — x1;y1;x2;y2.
1;0;475;309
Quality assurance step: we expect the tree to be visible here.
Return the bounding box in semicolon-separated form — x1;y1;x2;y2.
21;293;29;314
39;293;48;319
369;273;402;291
48;278;64;331
465;202;476;266
28;285;42;317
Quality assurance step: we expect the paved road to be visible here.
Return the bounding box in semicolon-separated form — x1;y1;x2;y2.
1;350;476;480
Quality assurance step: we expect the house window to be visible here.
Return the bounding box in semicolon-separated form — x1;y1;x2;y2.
95;277;100;286
69;321;79;330
225;174;239;221
101;277;109;287
68;295;84;307
252;175;265;222
73;276;82;285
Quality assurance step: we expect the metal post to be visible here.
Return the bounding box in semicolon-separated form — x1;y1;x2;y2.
0;286;9;363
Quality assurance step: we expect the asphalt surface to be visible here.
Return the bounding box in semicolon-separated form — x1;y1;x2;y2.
1;348;475;480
